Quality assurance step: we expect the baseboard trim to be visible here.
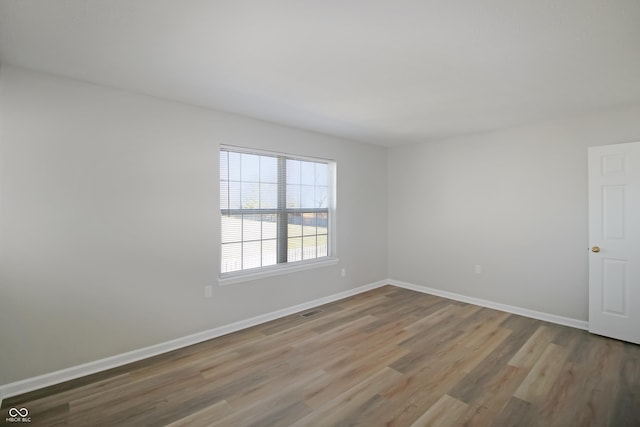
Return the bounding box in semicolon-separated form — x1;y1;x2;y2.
0;278;588;403
0;280;388;402
388;279;589;330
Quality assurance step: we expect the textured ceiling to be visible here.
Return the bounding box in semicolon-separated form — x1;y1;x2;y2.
1;0;640;146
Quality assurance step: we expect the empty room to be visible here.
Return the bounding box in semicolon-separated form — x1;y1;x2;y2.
1;1;639;426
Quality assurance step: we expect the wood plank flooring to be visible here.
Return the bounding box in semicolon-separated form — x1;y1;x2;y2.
2;285;639;426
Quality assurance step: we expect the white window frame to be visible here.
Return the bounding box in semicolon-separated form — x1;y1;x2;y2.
218;145;337;286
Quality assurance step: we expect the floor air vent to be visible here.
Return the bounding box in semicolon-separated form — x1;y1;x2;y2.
301;309;322;318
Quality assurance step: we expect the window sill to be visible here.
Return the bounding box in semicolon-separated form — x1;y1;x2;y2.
218;257;339;286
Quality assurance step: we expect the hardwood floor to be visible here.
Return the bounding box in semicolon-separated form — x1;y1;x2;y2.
2;285;639;426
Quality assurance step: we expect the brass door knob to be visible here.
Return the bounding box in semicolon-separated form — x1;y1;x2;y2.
592;246;601;253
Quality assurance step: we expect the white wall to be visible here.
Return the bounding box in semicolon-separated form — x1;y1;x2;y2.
4;61;640;388
0;65;388;385
388;105;640;321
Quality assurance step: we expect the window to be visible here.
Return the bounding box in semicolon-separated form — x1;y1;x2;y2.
219;146;336;283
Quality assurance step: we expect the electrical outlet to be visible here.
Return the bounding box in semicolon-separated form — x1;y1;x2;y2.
341;268;346;277
204;285;213;298
475;264;482;274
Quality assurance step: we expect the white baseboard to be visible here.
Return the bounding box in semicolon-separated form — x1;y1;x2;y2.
388;279;589;330
0;280;388;402
0;278;589;405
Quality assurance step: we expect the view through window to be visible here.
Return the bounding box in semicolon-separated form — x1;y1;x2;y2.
220;147;333;275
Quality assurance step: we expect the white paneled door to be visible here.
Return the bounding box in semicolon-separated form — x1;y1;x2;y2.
588;141;640;344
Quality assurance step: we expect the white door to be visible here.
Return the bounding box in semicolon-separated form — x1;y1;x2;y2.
588;141;640;344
